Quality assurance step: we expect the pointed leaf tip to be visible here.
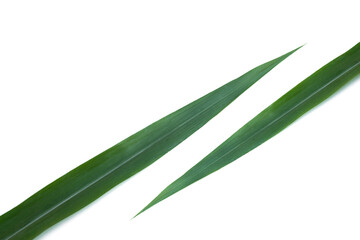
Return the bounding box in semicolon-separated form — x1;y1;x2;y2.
0;44;300;238
136;42;360;217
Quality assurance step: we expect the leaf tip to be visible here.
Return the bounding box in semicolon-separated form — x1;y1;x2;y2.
132;206;148;219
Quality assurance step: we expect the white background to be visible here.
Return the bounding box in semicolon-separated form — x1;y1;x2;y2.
0;1;359;239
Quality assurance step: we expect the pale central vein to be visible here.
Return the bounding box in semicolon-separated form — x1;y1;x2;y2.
194;60;360;180
6;77;249;239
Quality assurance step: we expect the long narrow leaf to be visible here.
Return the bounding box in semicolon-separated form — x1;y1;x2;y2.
137;42;360;216
0;47;300;239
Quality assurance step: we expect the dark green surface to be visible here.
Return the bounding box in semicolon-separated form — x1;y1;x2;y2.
137;42;360;216
0;47;299;239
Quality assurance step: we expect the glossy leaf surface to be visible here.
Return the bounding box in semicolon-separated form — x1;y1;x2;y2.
137;43;360;216
0;47;299;239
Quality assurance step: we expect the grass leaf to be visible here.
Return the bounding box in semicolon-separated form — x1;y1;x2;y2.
0;47;300;239
136;42;360;217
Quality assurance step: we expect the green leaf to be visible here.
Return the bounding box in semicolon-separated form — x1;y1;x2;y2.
0;47;299;239
136;42;360;217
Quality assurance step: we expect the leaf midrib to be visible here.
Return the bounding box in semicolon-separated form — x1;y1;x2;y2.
5;80;243;239
193;60;360;178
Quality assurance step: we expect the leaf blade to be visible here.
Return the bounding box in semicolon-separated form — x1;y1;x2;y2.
0;47;300;239
137;42;360;217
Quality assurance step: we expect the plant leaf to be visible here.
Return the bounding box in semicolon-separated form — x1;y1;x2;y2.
136;42;360;217
0;47;300;239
